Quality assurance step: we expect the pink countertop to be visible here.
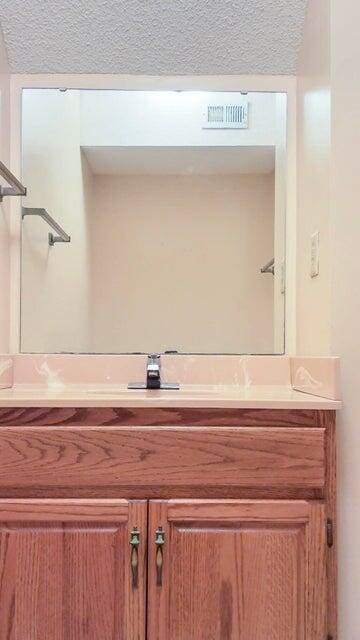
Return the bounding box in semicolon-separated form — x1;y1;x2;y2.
0;384;341;409
0;354;341;409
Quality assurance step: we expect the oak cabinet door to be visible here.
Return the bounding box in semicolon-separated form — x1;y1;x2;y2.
148;500;326;640
0;499;147;640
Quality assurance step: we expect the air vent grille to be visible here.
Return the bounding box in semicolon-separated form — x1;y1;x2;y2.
203;102;248;129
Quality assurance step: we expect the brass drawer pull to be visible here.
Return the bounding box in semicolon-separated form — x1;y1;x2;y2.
130;527;140;589
155;527;165;587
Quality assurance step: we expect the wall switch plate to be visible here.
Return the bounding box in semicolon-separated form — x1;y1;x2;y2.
310;231;320;278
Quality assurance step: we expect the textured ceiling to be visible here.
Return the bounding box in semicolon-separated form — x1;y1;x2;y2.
0;0;307;75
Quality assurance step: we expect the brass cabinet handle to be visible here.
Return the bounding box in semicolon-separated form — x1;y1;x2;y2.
155;527;165;587
130;528;140;589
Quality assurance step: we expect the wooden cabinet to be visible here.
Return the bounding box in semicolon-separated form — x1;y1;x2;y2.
148;500;326;640
0;407;336;639
0;499;147;640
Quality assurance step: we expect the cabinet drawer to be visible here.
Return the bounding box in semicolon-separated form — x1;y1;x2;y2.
0;426;325;493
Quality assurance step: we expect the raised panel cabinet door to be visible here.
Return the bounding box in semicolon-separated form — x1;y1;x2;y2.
0;499;147;640
148;500;326;640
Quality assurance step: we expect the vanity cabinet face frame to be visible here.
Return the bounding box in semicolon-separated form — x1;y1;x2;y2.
0;407;337;639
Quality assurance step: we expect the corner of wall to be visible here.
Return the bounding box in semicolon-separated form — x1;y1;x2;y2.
295;0;331;356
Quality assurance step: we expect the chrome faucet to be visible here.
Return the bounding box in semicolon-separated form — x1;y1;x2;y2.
146;353;161;389
128;353;179;390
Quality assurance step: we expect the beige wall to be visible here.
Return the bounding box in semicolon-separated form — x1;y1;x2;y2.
89;173;275;353
330;1;360;637
0;27;10;352
296;0;331;355
21;90;92;353
297;0;360;636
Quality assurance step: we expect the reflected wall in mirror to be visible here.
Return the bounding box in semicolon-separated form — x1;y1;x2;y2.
21;89;287;354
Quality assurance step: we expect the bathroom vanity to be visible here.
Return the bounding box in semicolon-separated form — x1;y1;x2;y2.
0;361;338;640
0;85;339;639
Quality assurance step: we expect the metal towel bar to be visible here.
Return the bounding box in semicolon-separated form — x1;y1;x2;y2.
260;258;275;275
22;207;71;245
0;161;27;201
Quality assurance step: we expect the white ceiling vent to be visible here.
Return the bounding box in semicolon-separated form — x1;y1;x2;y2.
203;101;248;129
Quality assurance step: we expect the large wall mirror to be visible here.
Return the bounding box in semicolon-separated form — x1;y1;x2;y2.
20;88;287;354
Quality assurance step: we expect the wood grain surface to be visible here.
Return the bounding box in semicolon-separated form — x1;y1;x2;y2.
0;407;336;637
0;499;147;640
0;426;325;493
0;407;328;427
147;499;326;640
324;411;337;638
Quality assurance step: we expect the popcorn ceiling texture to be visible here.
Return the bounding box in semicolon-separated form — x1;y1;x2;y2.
0;0;307;75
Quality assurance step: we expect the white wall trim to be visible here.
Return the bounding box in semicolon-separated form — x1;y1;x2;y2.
285;77;297;354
